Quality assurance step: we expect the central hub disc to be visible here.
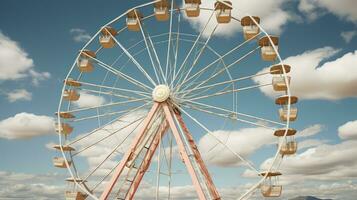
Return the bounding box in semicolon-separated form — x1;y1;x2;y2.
152;85;170;102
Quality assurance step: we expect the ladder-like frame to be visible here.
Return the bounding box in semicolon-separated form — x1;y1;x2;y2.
100;102;221;200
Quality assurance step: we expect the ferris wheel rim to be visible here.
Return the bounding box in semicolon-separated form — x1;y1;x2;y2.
56;1;294;199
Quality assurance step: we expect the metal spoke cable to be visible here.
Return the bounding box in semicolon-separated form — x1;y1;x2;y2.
176;23;219;91
105;29;157;86
182;46;261;95
182;99;285;126
180;32;261;87
170;6;217;88
72;116;145;157
175;104;260;174
185;83;272;101
135;12;162;85
82;52;153;92
178;70;275;95
82;116;145;182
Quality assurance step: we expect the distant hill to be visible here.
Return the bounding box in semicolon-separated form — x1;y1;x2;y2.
289;196;332;200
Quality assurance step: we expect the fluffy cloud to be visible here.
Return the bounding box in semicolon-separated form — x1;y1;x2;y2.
298;0;357;23
74;91;106;108
70;28;91;43
6;89;32;102
0;171;65;200
183;0;292;38
259;140;357;182
72;110;148;177
253;47;357;100
338;120;357;140
197;124;322;167
341;30;357;43
0;32;50;84
0;112;55;139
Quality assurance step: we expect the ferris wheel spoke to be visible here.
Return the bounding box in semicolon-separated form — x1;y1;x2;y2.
92;160;121;192
180;32;261;88
171;15;181;85
82;52;153;92
69;97;150;114
135;12;165;85
72;102;151;123
179;59;228;97
82;116;145;182
171;6;217;88
176;23;219;91
80;88;149;101
181;103;276;130
72;115;146;157
164;0;175;82
75;81;151;98
67;102;150;149
104;29;157;86
179;70;274;96
182;46;261;94
174;103;260;174
182;99;285;127
183;83;272;101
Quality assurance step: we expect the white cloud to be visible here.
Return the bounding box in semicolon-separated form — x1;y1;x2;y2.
0;112;55;139
253;47;357;100
70;28;91;43
0;32;50;84
197;124;322;167
28;69;51;86
298;0;357;24
259;140;357;182
73;110;148;177
183;0;292;38
338;120;357;140
298;138;329;149
6;89;32;102
197;128;274;167
341;30;357;43
74;91;106;108
0;171;65;200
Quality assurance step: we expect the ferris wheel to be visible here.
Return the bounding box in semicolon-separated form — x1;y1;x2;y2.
53;0;299;199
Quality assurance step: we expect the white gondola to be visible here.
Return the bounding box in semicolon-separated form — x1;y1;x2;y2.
56;111;75;119
65;191;86;200
53;157;72;168
99;26;117;48
65;178;87;200
241;16;260;40
270;64;291;91
260;172;282;197
64;78;81;87
53;145;76;152
275;95;298;122
127;10;142;32
272;76;291;91
184;0;201;17
77;50;96;73
154;0;169;21
280;141;297;155
55;123;73;135
63;89;80;101
214;1;232;24
261;185;282;197
259;36;279;61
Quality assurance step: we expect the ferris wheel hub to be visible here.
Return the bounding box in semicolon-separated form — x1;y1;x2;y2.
152;85;171;102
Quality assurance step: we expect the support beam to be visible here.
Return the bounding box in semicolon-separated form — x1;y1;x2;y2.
162;103;207;200
176;114;221;200
100;103;160;200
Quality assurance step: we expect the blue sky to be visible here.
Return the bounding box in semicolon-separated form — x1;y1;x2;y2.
0;0;357;199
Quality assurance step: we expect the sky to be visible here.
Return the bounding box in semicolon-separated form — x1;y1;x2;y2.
0;0;357;199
